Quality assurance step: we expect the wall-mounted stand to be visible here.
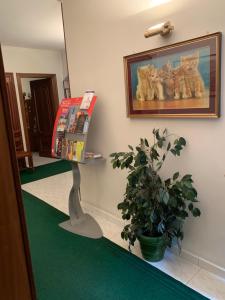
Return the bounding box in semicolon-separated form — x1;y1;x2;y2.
59;160;103;239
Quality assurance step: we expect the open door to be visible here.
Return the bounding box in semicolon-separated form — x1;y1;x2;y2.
30;78;56;157
0;47;36;299
5;73;24;151
5;73;26;169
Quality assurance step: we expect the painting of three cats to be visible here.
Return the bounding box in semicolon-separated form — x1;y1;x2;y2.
135;51;206;102
124;33;221;117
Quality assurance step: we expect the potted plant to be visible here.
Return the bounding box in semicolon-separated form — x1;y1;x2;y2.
110;129;201;262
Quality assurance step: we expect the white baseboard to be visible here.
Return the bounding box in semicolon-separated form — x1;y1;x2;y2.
169;246;225;278
81;200;225;279
81;200;124;227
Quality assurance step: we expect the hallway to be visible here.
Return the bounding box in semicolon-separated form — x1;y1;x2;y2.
22;162;225;300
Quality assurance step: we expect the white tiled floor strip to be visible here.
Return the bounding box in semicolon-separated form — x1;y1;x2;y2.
22;168;225;300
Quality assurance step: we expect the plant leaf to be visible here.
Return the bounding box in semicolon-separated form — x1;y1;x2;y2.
158;140;163;148
170;149;177;156
182;174;193;182
110;152;117;157
165;178;171;186
136;146;141;152
144;139;149;147
167;142;171;151
113;160;118;168
192;208;201;217
173;172;179;181
179;137;186;146
188;203;193;211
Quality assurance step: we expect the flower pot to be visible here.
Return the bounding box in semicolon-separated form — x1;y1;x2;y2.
138;234;167;262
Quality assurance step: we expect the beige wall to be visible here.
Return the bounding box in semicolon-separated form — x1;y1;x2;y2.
2;45;65;149
2;45;65;100
62;0;225;269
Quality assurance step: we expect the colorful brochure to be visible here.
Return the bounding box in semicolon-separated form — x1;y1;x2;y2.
80;91;95;110
51;94;97;163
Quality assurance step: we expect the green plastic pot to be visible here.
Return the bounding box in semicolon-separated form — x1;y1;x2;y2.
138;234;167;262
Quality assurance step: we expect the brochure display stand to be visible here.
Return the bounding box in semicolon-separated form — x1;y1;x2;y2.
51;92;103;239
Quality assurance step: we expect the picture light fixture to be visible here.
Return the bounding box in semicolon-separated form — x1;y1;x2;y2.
144;21;174;38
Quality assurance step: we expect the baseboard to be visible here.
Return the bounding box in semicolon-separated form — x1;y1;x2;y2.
81;200;225;279
169;246;225;278
81;200;124;227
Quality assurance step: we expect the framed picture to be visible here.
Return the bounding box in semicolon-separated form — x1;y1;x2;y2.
124;32;221;118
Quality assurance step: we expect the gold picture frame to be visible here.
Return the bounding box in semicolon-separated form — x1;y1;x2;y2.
124;32;221;118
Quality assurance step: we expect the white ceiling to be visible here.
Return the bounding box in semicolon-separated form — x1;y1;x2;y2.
0;0;64;50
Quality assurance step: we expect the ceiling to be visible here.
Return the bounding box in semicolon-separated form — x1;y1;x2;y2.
0;0;64;50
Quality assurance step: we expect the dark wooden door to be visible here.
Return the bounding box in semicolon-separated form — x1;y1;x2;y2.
5;73;26;168
30;78;55;157
0;47;36;299
24;96;39;152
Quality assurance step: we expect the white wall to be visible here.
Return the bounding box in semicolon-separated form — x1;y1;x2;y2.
2;45;65;149
62;0;225;269
2;45;65;100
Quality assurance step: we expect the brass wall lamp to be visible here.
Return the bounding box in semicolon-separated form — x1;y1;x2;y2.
144;21;174;38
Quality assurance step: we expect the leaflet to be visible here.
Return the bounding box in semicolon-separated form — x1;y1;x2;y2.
51;94;97;163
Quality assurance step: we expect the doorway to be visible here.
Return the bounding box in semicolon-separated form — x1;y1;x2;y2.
5;72;26;169
17;73;59;159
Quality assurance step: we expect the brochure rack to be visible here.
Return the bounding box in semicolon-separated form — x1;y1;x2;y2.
60;160;103;238
51;93;103;239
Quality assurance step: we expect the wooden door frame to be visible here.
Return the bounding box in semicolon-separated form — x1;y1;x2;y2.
16;73;59;152
0;47;36;299
5;72;27;168
5;72;24;152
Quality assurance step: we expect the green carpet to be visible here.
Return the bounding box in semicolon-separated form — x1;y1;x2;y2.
21;160;72;184
23;190;208;300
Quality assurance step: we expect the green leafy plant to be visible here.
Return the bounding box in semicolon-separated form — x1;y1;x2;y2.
110;128;201;250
